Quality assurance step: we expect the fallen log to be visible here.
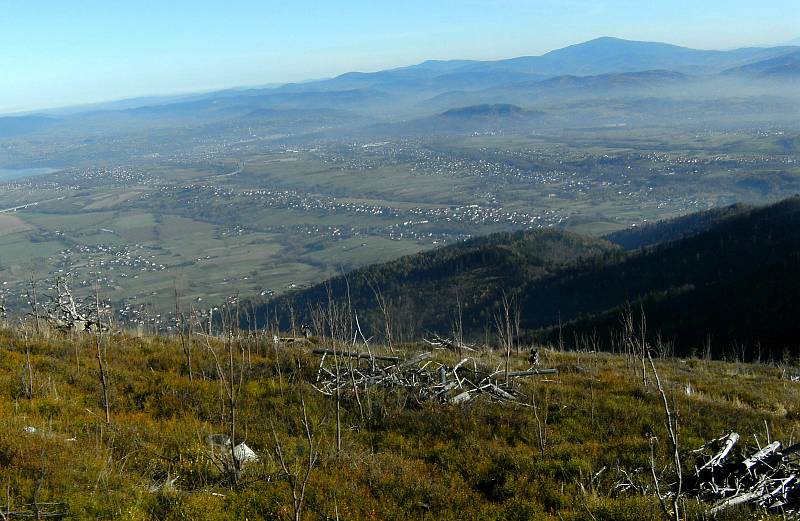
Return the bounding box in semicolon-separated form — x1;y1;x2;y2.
312;349;400;362
683;433;800;517
395;351;433;369
450;390;474;404
699;432;740;471
743;441;781;471
424;334;477;352
503;369;558;377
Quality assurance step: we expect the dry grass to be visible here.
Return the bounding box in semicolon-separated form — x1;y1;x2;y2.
0;323;795;520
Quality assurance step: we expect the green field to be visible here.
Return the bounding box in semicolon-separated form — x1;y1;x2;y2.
0;128;798;323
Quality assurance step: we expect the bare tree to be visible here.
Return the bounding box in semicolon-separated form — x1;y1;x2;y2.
37;276;103;333
494;292;518;384
365;274;394;352
647;350;683;521
204;315;247;486
174;285;193;381
271;398;319;521
94;279;110;424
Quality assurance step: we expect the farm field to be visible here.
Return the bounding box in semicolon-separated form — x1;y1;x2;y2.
0;127;798;327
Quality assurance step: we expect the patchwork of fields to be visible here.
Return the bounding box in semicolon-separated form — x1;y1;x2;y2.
0;127;798;327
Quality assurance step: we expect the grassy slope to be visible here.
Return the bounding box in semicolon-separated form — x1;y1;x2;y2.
0;324;796;520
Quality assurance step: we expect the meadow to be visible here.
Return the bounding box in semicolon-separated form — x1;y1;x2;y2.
0;318;796;520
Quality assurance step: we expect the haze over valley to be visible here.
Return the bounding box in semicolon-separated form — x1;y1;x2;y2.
1;36;799;328
5;5;800;517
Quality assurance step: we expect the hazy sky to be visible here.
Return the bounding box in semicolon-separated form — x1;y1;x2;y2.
1;0;798;114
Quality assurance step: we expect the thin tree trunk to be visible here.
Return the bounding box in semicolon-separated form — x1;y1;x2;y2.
95;282;110;424
25;347;34;400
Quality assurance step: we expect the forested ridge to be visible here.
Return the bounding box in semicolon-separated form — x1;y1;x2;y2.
249;229;618;342
256;196;800;360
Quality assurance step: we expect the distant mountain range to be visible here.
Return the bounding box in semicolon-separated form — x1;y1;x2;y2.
1;37;798;145
13;37;800;114
272;37;796;95
0;115;59;138
256;197;800;360
723;50;800;78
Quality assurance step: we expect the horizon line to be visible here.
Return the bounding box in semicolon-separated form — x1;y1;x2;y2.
3;34;797;117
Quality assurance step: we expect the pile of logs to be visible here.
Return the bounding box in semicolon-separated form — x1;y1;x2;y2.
310;348;556;405
687;432;800;517
423;334;476;352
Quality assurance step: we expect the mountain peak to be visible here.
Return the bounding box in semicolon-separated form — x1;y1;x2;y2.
547;36;689;55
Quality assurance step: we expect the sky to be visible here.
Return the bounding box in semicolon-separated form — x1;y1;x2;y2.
1;0;799;114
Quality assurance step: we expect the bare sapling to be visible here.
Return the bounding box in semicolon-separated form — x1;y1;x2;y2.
365;274;394;352
621;305;649;387
204;302;247;486
28;274;40;335
94;279;111;424
452;294;465;356
174;285;193;382
494;291;517;384
271;398;319;521
647;349;683;521
530;379;549;457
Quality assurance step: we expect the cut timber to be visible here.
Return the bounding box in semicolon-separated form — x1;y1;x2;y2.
503;369;558;377
743;441;781;470
450;391;474;404
312;349;400;362
683;432;800;517
700;432;739;470
424;334;477;352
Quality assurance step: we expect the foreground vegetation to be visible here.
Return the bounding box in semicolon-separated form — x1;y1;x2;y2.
0;320;798;520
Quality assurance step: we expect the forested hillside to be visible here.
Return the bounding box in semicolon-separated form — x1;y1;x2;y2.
603;202;752;250
258;197;800;360
529;197;800;359
251;229;618;342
